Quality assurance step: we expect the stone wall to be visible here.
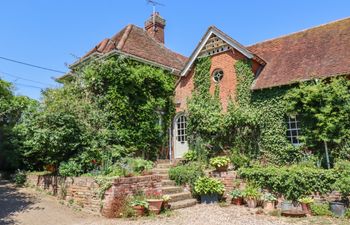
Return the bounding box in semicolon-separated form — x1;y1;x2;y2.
26;174;162;217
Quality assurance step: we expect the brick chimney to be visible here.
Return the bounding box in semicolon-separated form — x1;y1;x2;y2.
144;12;166;43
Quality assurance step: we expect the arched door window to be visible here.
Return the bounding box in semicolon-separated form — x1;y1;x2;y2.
176;115;187;143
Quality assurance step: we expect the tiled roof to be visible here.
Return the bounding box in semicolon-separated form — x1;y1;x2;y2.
248;17;350;90
77;24;187;72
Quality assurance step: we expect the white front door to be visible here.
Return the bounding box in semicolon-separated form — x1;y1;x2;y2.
173;114;189;158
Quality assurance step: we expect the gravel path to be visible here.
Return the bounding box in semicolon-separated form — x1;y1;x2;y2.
0;180;348;225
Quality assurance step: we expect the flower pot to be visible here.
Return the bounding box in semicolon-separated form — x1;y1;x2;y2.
330;201;346;217
201;194;219;204
147;199;163;214
231;197;243;205
215;165;228;172
281;200;293;211
246;198;257;208
263;201;275;211
301;203;312;215
132;205;145;217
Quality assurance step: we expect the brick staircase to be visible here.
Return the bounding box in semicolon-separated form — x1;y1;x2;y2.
153;160;197;210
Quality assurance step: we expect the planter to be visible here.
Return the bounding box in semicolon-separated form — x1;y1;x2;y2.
215;165;228;172
263;201;275;211
246;198;257;208
301;203;312;215
201;194;219;204
330;201;346;217
231;197;243;205
147;199;163;214
281;200;293;211
132;205;145;217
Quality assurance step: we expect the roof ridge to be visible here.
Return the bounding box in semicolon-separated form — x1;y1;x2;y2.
117;24;133;50
247;16;350;47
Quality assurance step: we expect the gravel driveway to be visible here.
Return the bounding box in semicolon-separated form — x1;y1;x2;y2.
0;180;347;225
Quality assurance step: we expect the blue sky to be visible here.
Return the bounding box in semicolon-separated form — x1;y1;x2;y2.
0;0;349;100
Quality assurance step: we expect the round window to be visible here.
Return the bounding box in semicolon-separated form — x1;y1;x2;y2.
212;69;224;83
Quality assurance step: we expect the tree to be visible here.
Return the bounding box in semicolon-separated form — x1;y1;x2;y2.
285;77;350;168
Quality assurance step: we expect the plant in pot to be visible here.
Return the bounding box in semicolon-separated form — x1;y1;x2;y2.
162;194;171;210
130;199;149;217
262;193;277;211
194;176;225;204
298;197;314;215
210;156;230;172
229;189;243;205
145;190;163;214
331;176;350;217
242;184;261;208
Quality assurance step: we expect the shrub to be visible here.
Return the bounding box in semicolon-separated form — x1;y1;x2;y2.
194;177;225;195
262;193;277;202
229;189;243;199
298;197;314;204
123;157;154;174
13;170;26;186
59;160;83;177
183;150;198;163
168;162;204;188
238;165;336;201
230;148;250;169
242;183;261;199
209;156;230;168
332;176;350;198
310;202;332;216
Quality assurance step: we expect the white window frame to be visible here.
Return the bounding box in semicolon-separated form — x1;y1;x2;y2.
212;69;224;83
176;114;187;143
286;116;301;146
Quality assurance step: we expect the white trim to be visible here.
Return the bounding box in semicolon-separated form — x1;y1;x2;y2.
180;28;254;77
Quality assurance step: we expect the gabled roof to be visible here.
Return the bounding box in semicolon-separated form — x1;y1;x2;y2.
180;26;265;77
249;17;350;90
71;24;187;73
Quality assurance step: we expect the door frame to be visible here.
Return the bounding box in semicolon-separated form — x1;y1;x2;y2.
172;112;189;160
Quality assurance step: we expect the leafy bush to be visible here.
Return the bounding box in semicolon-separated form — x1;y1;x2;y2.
332;176;350;198
310;202;332;216
209;156;230;168
298;197;314;204
59;160;83;177
230;148;250;169
123;157;154;174
262;193;277;202
168;162;204;188
238;165;336;201
229;189;243;199
194;177;225;195
13;170;26;186
242;183;261;199
183;150;198;163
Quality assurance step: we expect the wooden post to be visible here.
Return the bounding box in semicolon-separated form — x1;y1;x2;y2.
324;141;330;169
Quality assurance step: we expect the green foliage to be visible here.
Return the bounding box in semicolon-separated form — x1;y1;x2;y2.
262;192;277;202
183;150;198;162
168;162;204;188
239;165;337;201
130;199;149;208
235;60;255;107
332;159;350;197
59;160;83;177
94;176;113;199
298;197;314;204
123;157;154;174
310;202;332;216
230;148;250;169
209;156;230;168
194;176;225;195
13;169;26;186
229;189;243;199
242;183;261;199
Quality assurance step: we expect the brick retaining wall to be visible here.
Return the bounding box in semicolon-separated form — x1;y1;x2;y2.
26;174;162;217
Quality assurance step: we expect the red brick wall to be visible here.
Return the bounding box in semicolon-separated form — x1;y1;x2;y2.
175;50;260;112
26;174;162;218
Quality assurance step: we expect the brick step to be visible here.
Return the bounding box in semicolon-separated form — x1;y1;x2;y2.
168;191;192;202
161;180;176;186
161;186;183;194
170;198;197;210
157;159;171;164
157;174;169;179
152;168;169;174
156;163;173;169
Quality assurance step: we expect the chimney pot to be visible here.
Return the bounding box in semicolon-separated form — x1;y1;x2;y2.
144;12;166;43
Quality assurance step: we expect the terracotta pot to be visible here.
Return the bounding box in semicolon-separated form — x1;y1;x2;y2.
263;201;275;211
215;165;228;172
147;199;163;214
301;203;312;215
231;197;243;205
132;205;145;217
246;198;257;208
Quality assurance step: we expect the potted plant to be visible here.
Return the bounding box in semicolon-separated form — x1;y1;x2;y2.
209;156;230;172
242;184;261;208
162;194;171;210
229;189;243;205
262;193;277;211
298;197;314;215
130;199;149;217
145;190;163;214
194;176;225;203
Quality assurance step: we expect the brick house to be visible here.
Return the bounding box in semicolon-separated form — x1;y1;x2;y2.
64;13;350;160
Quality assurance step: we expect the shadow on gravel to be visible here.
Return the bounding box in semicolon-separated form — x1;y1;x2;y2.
0;180;36;225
